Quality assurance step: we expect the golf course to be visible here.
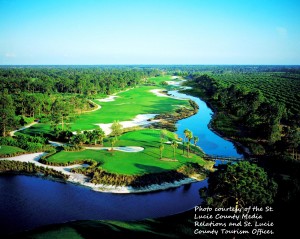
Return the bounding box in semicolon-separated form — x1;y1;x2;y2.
1;75;214;192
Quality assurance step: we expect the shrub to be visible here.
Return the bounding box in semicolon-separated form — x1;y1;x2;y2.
0;160;69;180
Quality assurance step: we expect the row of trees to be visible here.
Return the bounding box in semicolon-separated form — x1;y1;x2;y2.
159;129;200;160
0;66;161;95
0;160;69;180
0;134;53;153
65;121;123;150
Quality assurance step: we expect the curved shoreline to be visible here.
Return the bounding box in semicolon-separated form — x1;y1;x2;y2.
0;152;202;194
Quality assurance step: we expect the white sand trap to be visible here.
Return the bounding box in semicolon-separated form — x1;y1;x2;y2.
97;95;119;102
171;76;180;79
85;146;144;152
96;114;159;135
150;89;169;97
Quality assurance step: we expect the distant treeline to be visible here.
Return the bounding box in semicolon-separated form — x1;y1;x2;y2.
0;66;161;95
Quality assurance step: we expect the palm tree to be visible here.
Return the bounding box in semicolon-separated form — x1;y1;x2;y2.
183;129;190;155
110;136;118;151
159;143;164;160
160;129;168;143
93;128;105;145
193;136;199;153
83;131;93;144
110;120;123;137
186;142;191;157
183;129;189;143
171;140;178;160
185;129;193;156
179;137;184;155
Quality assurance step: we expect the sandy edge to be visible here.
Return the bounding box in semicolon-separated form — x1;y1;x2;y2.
149;89;187;100
0;152;201;194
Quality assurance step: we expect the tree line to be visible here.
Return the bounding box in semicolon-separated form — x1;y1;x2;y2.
0;160;69;180
0;66;161;95
0;66;162;136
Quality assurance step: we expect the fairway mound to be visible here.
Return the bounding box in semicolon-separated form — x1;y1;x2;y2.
81;100;101;113
9;121;38;136
85;146;144;152
160;158;178;162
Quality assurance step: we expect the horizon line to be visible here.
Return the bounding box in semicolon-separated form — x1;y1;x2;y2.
1;64;300;66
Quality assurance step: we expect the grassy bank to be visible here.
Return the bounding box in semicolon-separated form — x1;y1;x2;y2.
0;145;26;157
45;129;212;175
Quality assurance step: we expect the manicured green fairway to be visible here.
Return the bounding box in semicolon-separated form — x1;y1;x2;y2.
71;86;189;131
46;129;211;175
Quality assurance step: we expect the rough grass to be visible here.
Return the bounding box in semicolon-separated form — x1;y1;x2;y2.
46;129;210;175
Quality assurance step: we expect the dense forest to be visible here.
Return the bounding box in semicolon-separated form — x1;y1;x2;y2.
185;72;300;157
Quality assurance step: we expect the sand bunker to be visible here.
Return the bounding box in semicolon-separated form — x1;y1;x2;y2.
85;146;144;152
97;95;119;102
96;114;159;135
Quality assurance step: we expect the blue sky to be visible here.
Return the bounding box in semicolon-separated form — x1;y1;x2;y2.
0;0;299;65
